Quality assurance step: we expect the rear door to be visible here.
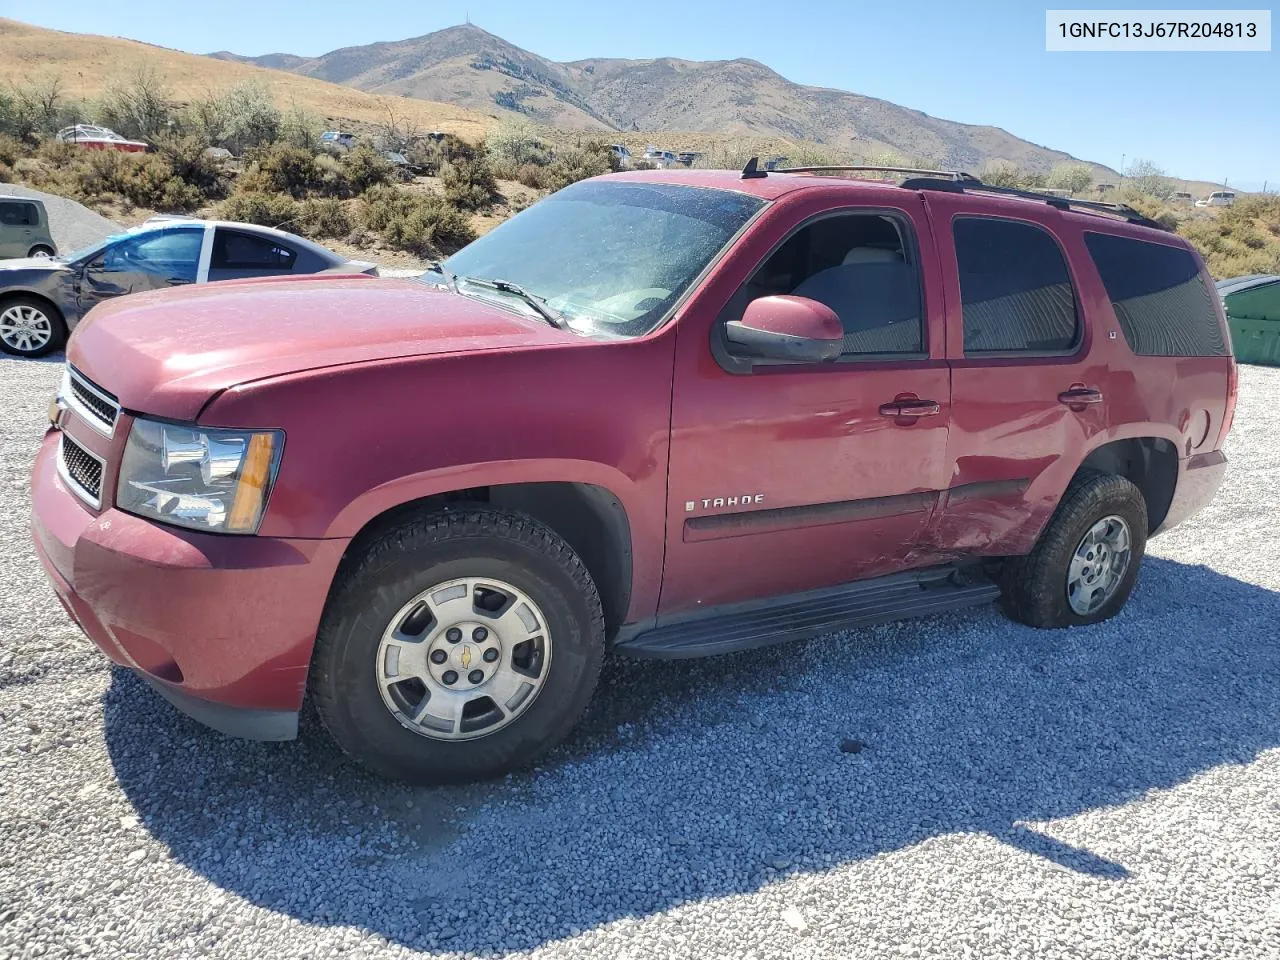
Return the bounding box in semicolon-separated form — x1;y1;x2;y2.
207;228;300;282
926;196;1115;556
661;191;954;614
0;200;37;258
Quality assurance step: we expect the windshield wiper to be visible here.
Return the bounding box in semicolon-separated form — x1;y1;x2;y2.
455;276;567;329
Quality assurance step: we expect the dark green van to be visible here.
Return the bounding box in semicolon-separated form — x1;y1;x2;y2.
0;196;57;260
1219;274;1280;366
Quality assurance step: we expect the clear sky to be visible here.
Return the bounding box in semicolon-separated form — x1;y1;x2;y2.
8;0;1276;187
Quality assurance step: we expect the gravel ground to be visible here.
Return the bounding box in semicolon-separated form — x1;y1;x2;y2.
0;185;123;255
2;358;1279;960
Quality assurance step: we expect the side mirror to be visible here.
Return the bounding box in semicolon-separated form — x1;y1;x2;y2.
725;295;844;364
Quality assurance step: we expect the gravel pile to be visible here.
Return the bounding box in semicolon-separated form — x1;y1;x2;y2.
1;357;1278;960
0;185;123;255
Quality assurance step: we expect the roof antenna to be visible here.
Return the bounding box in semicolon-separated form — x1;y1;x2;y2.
740;156;767;180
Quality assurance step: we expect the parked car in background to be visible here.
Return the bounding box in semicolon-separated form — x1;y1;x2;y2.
1196;191;1237;208
1096;183;1116;194
0;196;56;260
677;151;703;166
608;144;633;169
0;217;376;357
30;165;1234;783
763;156;790;171
643;147;679;168
55;125;148;153
320;130;358;151
1171;191;1194;204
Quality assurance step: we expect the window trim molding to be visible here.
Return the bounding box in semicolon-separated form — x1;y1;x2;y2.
710;206;929;375
952;214;1084;360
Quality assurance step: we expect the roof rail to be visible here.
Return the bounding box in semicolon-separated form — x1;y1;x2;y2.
899;176;1170;231
776;165;981;182
738;158;980;182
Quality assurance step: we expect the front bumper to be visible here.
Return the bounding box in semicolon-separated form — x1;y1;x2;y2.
30;431;349;740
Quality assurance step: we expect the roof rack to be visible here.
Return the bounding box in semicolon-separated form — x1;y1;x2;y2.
781;165;980;182
736;158;1170;232
739;157;979;182
899;176;1169;231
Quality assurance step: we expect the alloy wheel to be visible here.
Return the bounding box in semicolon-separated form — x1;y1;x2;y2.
1066;514;1132;615
0;304;53;354
375;577;552;740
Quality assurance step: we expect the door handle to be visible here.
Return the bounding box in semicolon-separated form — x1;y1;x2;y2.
879;398;941;418
167;278;194;286
1057;386;1104;408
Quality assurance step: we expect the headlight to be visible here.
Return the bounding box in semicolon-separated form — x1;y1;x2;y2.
116;418;283;534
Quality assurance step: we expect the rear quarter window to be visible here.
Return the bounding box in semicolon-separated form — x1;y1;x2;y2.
1084;232;1227;357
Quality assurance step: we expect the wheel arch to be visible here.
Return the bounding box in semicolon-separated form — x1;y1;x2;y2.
332;480;636;636
0;287;65;321
1072;435;1179;534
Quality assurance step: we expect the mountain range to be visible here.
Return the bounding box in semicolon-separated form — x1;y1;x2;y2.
211;24;1114;177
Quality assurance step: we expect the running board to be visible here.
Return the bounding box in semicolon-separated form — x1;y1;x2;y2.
613;565;1000;659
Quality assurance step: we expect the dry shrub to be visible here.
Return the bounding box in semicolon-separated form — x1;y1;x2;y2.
441;156;498;211
362;187;475;256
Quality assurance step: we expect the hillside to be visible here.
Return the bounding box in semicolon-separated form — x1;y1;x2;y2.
0;18;492;139
212;23;1117;176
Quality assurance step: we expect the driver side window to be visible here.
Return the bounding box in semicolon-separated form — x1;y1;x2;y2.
731;212;924;357
104;228;203;282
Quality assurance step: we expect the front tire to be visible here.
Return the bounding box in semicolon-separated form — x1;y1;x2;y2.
311;506;605;784
0;295;66;358
1001;473;1148;628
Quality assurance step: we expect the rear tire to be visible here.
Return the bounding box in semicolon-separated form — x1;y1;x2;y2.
1001;473;1147;628
27;245;55;258
0;295;66;358
311;505;605;784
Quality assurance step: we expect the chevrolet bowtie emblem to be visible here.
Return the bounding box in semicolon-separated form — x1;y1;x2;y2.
460;645;473;669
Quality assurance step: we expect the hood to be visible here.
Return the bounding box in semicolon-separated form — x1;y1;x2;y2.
0;256;69;272
68;275;578;421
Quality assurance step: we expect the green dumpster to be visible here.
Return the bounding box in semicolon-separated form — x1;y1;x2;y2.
1218;274;1280;366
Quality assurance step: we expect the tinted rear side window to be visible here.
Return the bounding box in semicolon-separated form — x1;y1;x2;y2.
212;231;298;270
1084;232;1227;356
0;201;37;227
954;217;1079;353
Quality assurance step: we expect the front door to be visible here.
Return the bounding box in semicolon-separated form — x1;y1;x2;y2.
661;196;953;614
77;226;205;315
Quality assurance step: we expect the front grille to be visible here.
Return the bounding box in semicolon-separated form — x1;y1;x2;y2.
59;434;104;507
66;368;119;436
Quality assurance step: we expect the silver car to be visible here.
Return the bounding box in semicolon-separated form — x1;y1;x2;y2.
0;216;376;357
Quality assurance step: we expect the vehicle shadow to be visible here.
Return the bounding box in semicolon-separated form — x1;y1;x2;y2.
103;556;1280;954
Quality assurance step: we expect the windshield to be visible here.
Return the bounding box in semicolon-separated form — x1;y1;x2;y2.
431;180;765;338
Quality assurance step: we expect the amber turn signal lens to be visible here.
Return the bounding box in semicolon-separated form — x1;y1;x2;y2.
226;433;277;533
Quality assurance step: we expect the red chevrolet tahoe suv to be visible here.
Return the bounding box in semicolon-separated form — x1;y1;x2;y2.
31;164;1236;783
